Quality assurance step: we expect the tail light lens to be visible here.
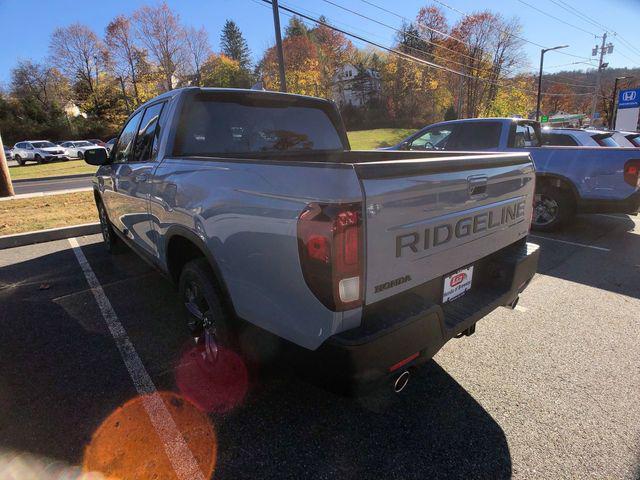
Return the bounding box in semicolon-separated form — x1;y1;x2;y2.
297;202;363;311
624;160;640;187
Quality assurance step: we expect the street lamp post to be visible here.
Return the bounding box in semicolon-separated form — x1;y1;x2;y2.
536;45;569;122
609;76;632;130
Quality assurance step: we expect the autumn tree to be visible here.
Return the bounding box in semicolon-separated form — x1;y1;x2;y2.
220;20;251;69
261;35;321;95
309;17;354;96
446;12;525;118
49;23;107;112
132;2;186;91
105;15;146;105
184;26;211;85
201;54;251;88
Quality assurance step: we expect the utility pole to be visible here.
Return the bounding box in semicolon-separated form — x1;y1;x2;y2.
0;133;15;198
271;0;287;92
590;33;611;125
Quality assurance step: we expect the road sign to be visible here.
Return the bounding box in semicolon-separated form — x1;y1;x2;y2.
540;115;549;123
618;89;640;109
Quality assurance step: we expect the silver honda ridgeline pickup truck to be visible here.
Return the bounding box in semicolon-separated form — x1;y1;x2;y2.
84;88;539;394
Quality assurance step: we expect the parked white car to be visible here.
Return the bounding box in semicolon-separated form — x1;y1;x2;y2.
12;140;69;165
61;140;106;159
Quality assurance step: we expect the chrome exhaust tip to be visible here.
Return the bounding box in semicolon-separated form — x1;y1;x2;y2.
393;370;410;393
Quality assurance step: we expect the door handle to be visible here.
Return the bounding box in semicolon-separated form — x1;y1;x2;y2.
134;173;149;183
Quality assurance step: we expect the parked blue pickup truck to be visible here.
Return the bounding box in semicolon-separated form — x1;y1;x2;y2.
390;118;640;231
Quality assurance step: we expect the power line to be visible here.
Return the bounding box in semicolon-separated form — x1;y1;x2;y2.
428;0;594;62
516;0;600;37
546;0;607;32
320;0;520;78
259;0;604;98
551;0;640;59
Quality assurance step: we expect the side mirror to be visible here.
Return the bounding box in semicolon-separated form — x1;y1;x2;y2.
84;147;110;166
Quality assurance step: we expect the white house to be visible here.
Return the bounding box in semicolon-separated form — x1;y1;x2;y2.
331;63;381;107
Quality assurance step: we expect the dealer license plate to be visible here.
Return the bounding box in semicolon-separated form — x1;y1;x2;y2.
442;266;474;303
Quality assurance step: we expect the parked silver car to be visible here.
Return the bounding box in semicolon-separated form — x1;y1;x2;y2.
542;128;624;147
60;140;106;159
12;140;68;165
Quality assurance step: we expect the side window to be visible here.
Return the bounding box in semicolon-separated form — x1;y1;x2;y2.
112;111;143;163
131;102;165;162
410;126;454;150
15;143;23;149
448;122;501;149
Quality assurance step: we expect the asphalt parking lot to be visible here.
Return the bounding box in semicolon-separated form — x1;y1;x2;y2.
0;214;639;479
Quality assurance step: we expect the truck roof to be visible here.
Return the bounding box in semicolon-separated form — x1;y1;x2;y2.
133;87;336;115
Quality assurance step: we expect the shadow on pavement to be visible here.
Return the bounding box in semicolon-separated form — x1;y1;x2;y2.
533;214;640;299
0;240;512;479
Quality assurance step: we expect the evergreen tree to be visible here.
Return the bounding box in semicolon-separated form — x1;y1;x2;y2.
220;20;251;69
285;16;308;38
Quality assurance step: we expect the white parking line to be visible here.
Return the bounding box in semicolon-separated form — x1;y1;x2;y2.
514;305;528;313
528;235;611;252
68;238;205;480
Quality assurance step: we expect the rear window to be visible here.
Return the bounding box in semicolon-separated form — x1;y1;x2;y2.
592;134;619;147
173;94;344;156
543;133;578;146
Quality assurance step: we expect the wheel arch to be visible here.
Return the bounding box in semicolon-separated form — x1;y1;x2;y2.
163;227;237;316
536;173;579;204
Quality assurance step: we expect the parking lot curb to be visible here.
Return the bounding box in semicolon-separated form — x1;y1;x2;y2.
0;223;101;249
12;173;94;184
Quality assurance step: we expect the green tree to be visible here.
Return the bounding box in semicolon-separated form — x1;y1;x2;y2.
285;16;308;38
220;20;251;69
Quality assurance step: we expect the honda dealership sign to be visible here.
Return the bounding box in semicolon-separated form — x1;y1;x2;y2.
616;88;640;131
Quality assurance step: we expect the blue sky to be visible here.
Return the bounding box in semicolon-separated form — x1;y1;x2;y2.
0;0;639;86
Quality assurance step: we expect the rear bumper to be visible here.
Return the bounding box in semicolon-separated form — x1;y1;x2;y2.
296;239;539;395
578;190;640;215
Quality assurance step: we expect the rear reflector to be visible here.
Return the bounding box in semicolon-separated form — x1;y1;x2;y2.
389;352;420;372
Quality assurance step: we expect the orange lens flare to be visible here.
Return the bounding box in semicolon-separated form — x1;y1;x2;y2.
82;391;217;479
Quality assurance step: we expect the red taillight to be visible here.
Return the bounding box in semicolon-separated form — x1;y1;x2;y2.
624;160;640;187
297;202;363;311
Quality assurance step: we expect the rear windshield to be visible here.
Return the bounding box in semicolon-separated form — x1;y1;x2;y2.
592;134;619;147
173;94;344;156
626;134;640;147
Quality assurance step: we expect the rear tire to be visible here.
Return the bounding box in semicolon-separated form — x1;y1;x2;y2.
78;151;84;160
179;258;237;368
14;155;24;166
35;154;43;164
97;200;126;254
532;184;574;232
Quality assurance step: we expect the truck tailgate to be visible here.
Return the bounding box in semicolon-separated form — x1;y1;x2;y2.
354;153;535;305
